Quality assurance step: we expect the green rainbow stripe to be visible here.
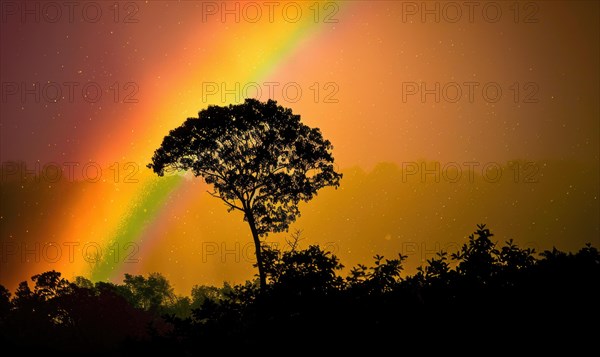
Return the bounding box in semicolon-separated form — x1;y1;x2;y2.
96;1;348;280
91;175;183;281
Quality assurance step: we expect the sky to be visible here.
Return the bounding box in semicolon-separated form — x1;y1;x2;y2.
1;1;598;294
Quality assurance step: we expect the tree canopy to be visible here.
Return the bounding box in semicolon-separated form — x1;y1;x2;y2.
148;99;342;288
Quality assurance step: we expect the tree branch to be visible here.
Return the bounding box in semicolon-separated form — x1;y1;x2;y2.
197;169;226;181
206;190;244;212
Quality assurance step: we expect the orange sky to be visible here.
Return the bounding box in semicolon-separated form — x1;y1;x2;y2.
1;1;598;294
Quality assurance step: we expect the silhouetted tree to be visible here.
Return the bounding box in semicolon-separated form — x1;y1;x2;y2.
0;284;10;326
73;276;94;289
12;281;35;310
164;296;192;319
31;270;72;300
123;273;175;313
191;284;229;310
420;251;451;280
262;244;344;296
148;99;342;290
347;254;406;295
498;239;536;272
2;225;598;352
451;224;499;282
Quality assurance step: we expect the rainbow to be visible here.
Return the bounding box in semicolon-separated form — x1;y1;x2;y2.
51;1;349;282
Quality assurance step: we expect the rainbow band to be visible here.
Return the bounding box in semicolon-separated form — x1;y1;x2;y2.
82;2;347;282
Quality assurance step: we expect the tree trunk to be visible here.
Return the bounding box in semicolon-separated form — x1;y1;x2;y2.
246;211;266;292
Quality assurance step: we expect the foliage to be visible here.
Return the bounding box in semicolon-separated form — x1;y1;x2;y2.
123;272;176;313
347;253;406;295
148;98;342;236
148;99;342;289
1;225;598;353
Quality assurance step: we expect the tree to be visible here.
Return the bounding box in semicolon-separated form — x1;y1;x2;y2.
123;273;175;313
31;270;71;301
261;244;345;296
451;224;499;282
148;99;342;290
191;284;227;310
0;284;10;325
347;254;406;295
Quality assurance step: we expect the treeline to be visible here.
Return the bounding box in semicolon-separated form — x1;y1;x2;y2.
1;225;598;354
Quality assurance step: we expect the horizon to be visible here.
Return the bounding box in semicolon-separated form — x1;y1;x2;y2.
2;157;598;294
